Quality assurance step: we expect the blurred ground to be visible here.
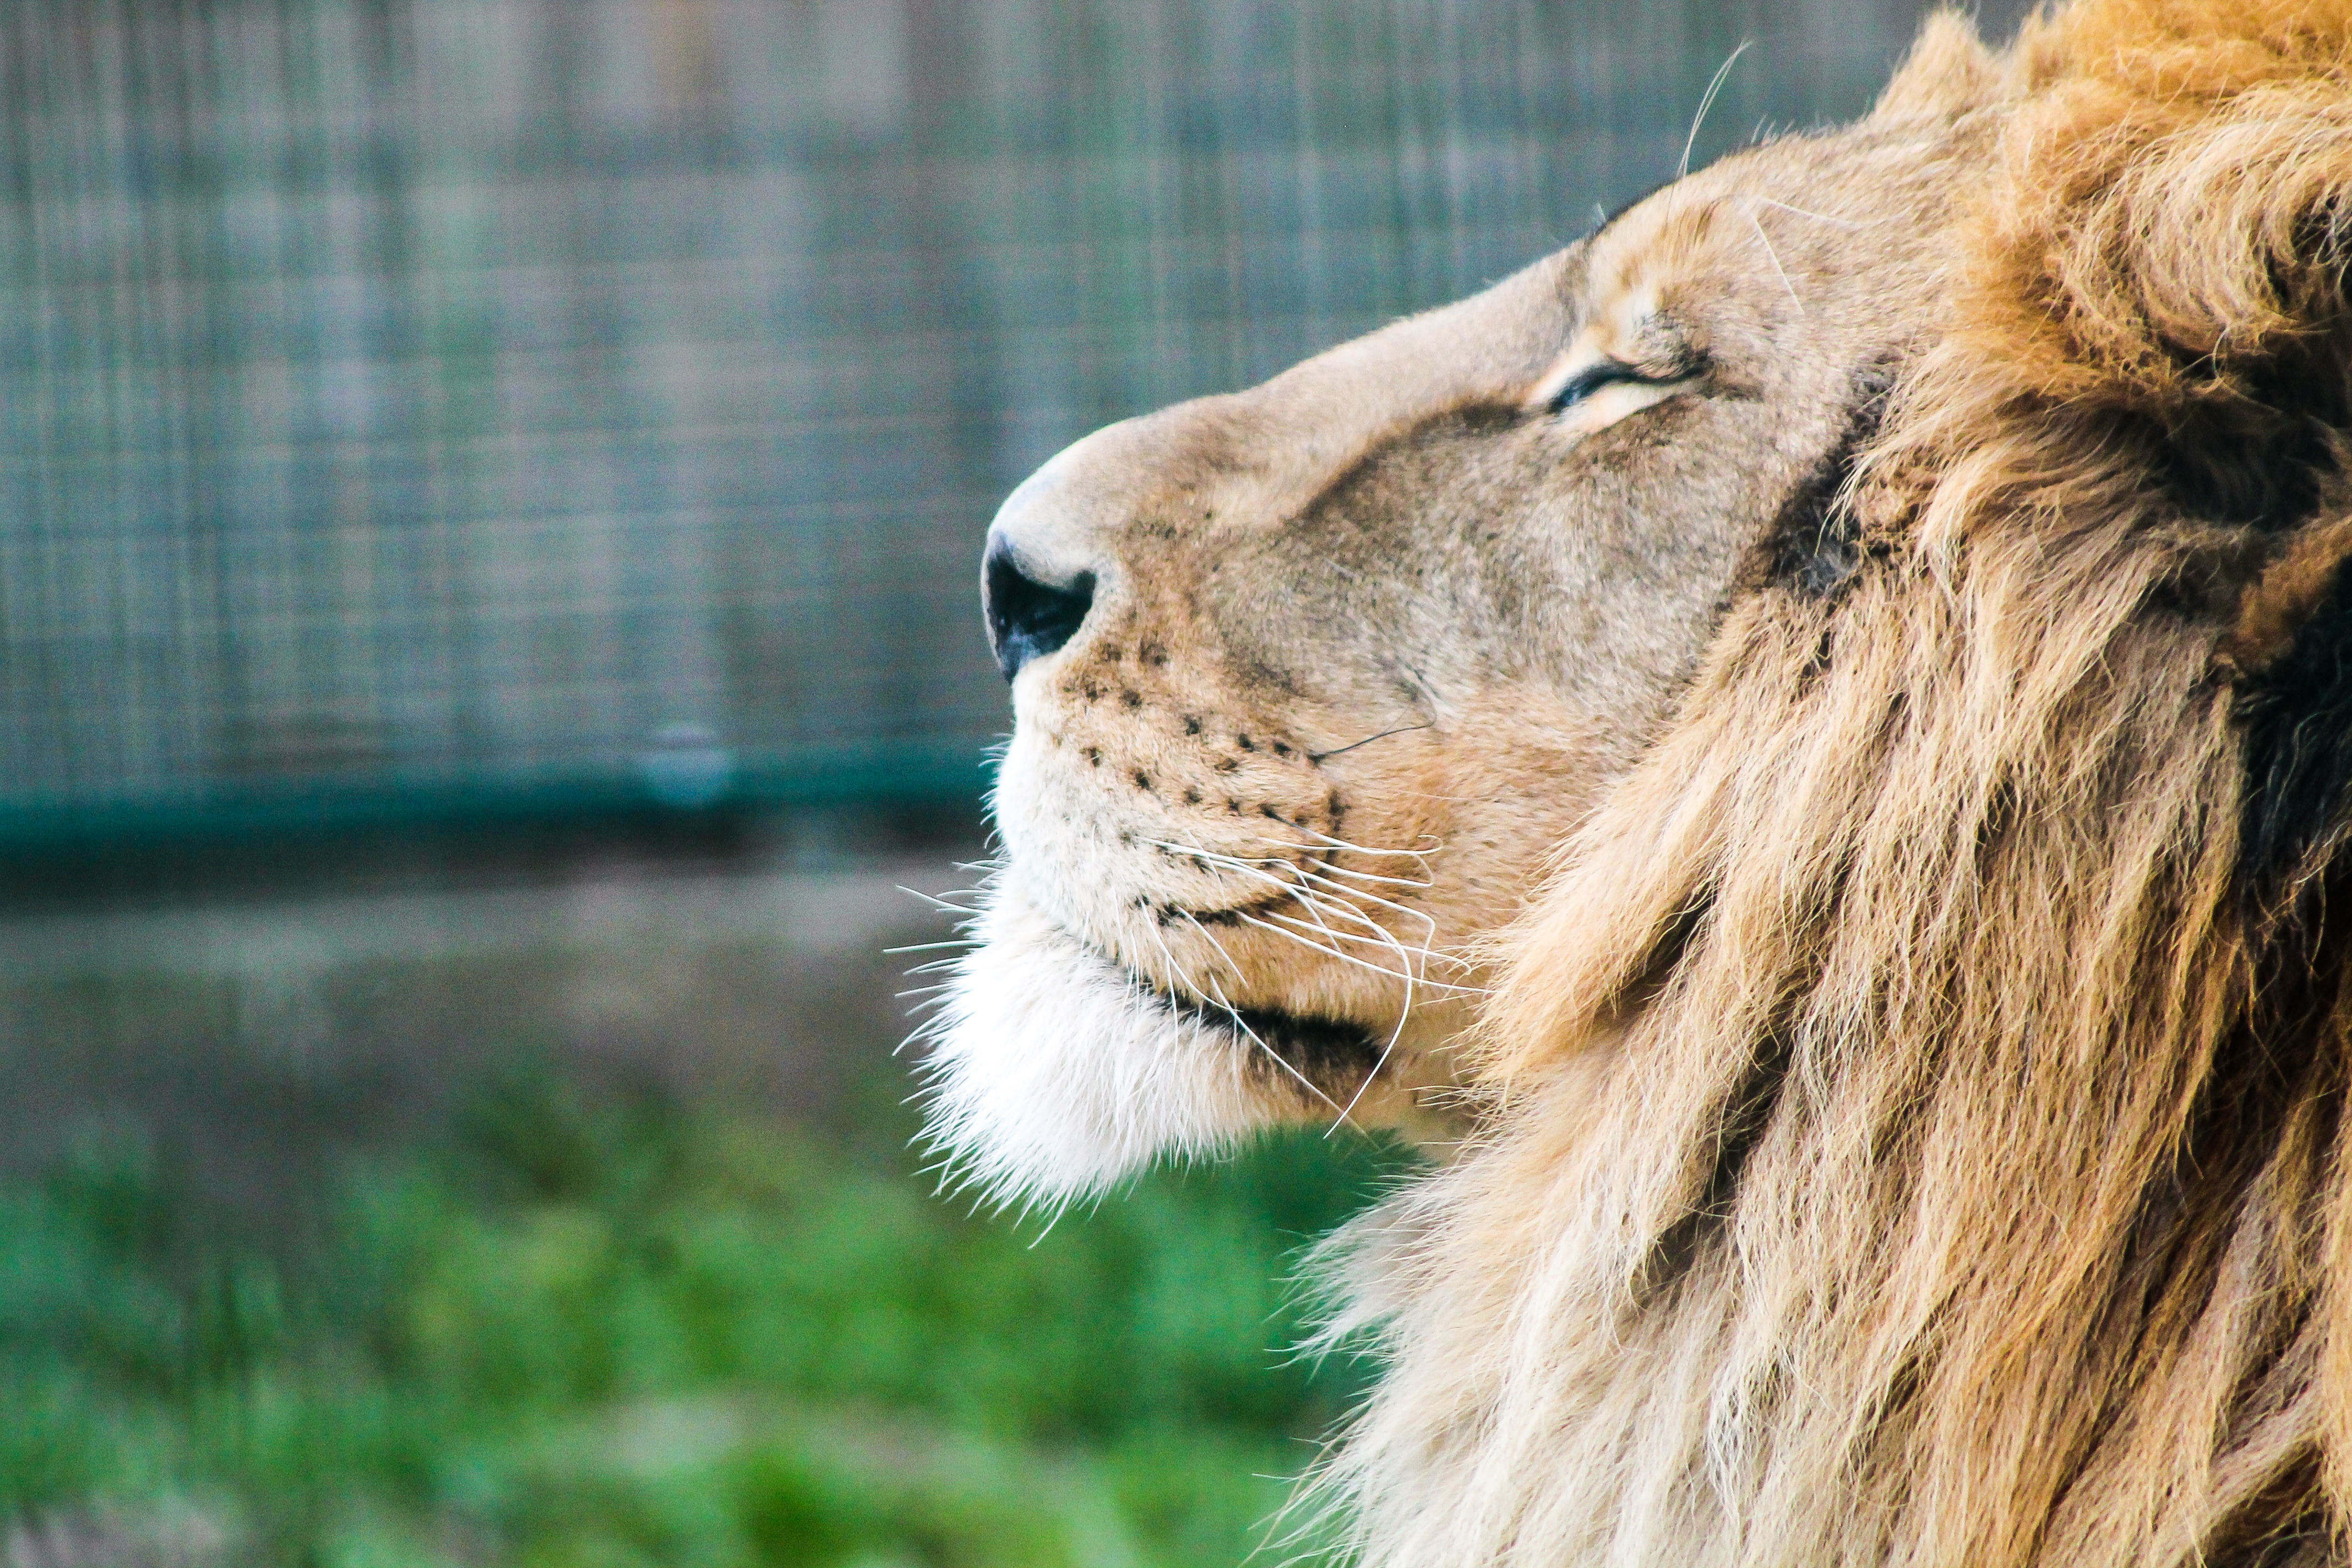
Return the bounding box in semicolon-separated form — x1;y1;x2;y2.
0;819;973;1219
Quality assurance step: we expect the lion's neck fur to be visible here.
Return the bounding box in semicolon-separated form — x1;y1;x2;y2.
1318;5;2352;1564
1323;529;2336;1566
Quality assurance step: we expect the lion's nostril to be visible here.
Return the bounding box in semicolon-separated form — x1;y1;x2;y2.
983;538;1096;681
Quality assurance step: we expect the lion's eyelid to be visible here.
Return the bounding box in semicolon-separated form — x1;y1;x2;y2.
1545;360;1647;412
1542;358;1700;418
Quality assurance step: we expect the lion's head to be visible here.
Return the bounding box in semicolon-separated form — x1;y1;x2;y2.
923;2;2352;1562
921;39;1982;1200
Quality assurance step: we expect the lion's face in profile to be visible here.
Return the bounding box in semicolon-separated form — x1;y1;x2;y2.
925;2;2352;1563
924;106;1959;1199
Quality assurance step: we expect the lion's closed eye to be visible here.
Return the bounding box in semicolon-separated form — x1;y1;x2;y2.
1530;355;1699;436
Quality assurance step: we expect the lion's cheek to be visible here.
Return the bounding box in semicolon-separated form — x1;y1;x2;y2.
916;889;1276;1206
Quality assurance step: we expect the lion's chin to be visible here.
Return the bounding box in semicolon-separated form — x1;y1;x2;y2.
914;888;1281;1208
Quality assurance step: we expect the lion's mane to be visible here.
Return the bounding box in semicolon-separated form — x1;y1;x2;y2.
1317;5;2352;1563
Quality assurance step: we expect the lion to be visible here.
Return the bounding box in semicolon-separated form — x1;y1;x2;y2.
917;2;2352;1561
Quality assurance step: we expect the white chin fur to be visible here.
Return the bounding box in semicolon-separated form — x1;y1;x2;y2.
914;887;1270;1210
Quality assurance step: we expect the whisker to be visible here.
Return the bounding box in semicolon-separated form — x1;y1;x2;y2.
1297;861;1434;892
1260;875;1427;960
1238;911;1447;994
1167;843;1428;965
1289;864;1440;938
1288;824;1442;863
1182;917;1355;1126
897;885;987;913
1747;195;1863;230
1681;40;1751;179
1307;720;1434;762
1338;908;1423;1128
1245;840;1434;890
1253;912;1485;995
1740;202;1804;317
1281;856;1450;1102
1148;832;1466;992
1140;907;1225;1005
1251;902;1411;973
1140;829;1482;1141
1338;991;1413;1129
1142;837;1317;903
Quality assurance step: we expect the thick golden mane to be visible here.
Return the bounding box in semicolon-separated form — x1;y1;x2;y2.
1317;4;2352;1563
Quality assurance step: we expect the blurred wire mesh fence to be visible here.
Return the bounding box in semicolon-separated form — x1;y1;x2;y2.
0;0;2004;847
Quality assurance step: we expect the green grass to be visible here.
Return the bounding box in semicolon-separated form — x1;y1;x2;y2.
0;1065;1414;1566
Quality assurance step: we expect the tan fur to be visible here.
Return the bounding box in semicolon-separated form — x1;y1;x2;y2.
1329;6;2352;1564
938;2;2352;1560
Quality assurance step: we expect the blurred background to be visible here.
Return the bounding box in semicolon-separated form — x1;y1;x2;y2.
0;3;2026;1564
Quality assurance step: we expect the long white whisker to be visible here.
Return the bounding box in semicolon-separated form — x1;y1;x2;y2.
1259;876;1434;970
1139;830;1478;1147
1265;883;1405;946
1331;910;1419;1130
1283;868;1447;985
1239;911;1469;1001
1338;986;1413;1129
897;885;987;913
1130;827;1466;1137
1747;195;1863;230
1252;911;1486;996
1148;832;1463;989
1154;841;1439;980
1140;908;1222;1004
1140;837;1299;888
1740;202;1804;317
1336;892;1424;1127
1247;842;1433;891
1681;40;1751;179
1176;841;1432;897
1289;864;1440;940
1240;911;1415;986
1307;862;1433;891
1183;917;1354;1125
1150;845;1363;968
1287;824;1441;863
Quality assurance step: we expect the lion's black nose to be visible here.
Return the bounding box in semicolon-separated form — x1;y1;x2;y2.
983;537;1096;681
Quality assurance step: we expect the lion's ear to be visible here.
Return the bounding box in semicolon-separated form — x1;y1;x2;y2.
1869;12;1999;126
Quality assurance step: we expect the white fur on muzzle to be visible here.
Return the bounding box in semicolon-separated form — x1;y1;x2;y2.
913;887;1267;1210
